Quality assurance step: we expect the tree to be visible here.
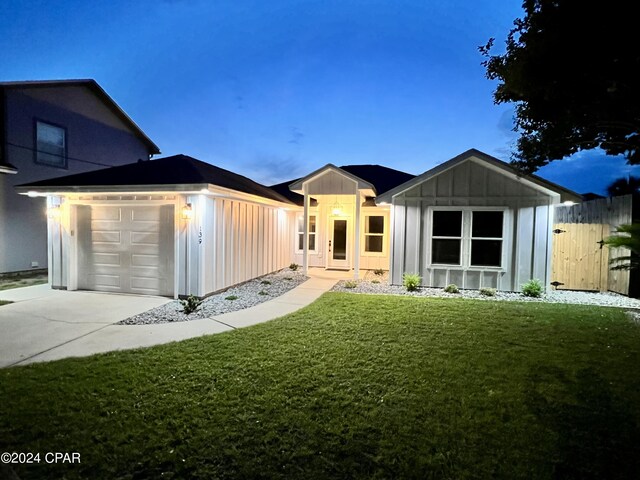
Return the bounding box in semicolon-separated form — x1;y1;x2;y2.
480;0;640;173
604;224;640;271
606;176;640;197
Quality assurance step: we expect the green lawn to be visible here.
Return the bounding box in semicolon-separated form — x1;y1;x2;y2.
1;293;639;479
0;270;47;291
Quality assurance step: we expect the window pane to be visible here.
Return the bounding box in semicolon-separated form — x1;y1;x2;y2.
432;211;462;237
309;216;316;233
432;239;461;264
298;234;303;250
366;216;384;234
365;235;383;252
309;233;316;251
472;211;503;238
37;122;65;166
471;240;502;266
297;216;304;232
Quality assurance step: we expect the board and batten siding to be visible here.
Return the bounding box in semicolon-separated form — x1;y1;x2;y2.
183;195;296;297
390;159;557;291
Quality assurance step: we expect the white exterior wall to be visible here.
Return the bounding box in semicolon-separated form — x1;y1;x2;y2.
390;159;558;291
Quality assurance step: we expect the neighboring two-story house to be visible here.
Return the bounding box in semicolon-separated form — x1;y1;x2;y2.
0;80;160;274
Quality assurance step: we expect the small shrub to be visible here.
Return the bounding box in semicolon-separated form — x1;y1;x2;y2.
261;280;272;285
344;280;358;289
289;263;299;271
521;279;544;298
403;273;421;292
371;279;380;284
480;287;496;297
444;284;460;294
258;290;269;296
180;295;202;315
373;268;385;276
284;277;293;281
225;295;238;301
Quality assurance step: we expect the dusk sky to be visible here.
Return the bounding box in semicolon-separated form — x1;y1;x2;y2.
1;0;637;195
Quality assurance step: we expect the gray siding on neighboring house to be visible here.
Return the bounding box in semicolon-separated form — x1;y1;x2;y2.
0;85;154;273
390;159;558;291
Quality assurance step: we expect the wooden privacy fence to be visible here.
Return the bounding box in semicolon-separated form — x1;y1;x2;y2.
552;195;634;295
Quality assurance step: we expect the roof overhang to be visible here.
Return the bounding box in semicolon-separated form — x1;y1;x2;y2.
376;149;582;204
289;164;376;197
0;163;18;174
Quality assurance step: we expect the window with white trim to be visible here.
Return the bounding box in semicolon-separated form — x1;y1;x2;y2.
431;209;505;268
297;215;316;252
364;215;384;253
35;121;67;167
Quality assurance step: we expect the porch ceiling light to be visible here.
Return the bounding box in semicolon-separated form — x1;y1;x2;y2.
47;205;61;220
182;203;193;220
331;198;343;216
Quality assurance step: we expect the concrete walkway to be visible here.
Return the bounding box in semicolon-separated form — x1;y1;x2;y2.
0;271;340;367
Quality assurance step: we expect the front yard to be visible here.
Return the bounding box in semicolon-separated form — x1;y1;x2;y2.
1;293;639;479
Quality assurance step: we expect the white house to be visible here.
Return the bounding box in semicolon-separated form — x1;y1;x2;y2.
16;149;579;298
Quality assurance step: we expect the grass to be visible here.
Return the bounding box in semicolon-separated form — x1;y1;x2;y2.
0;270;47;291
0;300;11;306
1;293;640;479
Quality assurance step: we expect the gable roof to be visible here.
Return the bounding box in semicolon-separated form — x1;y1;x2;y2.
376;149;581;203
0;79;160;155
17;154;293;204
272;164;415;206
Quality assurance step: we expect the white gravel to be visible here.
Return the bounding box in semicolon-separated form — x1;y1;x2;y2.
331;271;640;309
118;269;308;325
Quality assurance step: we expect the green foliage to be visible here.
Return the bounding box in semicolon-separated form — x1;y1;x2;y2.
283;277;293;281
521;279;544;298
258;290;269;296
225;295;238;301
604;223;640;270
371;279;380;284
179;295;202;315
2;294;640;479
607;176;640;197
480;1;639;171
402;273;421;292
0;301;12;306
444;284;460;294
480;287;496;297
289;263;299;271
260;280;272;285
373;268;385;276
344;280;358;289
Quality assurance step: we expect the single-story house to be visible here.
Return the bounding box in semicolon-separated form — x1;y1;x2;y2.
16;149;579;298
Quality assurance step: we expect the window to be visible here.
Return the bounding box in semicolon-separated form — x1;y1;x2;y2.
431;210;462;265
364;215;384;253
471;211;503;267
297;215;316;251
430;209;505;268
35;121;66;167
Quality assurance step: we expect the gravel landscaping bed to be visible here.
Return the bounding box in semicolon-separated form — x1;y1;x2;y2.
332;271;640;309
118;269;308;325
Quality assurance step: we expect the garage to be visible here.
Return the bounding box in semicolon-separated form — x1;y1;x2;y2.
76;204;174;296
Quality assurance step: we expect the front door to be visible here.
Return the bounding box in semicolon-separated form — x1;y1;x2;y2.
328;218;349;269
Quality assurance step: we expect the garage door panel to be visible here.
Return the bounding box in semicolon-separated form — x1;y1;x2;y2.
78;205;174;297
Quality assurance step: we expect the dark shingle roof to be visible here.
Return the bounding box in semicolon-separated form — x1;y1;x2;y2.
19;155;293;204
270;164;415;206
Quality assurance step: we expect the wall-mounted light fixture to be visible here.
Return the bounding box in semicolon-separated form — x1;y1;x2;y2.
182;203;193;220
331;197;343;216
47;205;61;220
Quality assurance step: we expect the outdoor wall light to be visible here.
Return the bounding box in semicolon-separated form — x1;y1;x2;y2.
47;205;61;220
331;198;343;216
182;203;193;220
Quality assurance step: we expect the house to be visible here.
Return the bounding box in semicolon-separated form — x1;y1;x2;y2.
0;79;160;274
16;149;579;298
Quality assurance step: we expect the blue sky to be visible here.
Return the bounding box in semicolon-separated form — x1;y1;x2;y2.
1;0;636;194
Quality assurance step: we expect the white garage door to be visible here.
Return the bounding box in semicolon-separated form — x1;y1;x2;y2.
77;205;174;296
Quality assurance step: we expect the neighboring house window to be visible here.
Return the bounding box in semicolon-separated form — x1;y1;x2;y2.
35;121;67;167
430;209;505;268
297;215;316;252
431;210;463;265
364;215;385;253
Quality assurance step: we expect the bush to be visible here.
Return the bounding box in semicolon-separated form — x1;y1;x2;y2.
289;263;299;271
373;268;385;276
344;280;358;289
480;287;496;297
225;295;238;301
258;290;269;296
521;279;544;298
403;273;421;292
180;295;202;315
444;284;460;294
371;279;380;284
260;280;272;285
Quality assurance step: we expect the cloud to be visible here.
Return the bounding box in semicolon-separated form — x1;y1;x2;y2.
288;126;304;145
246;153;307;185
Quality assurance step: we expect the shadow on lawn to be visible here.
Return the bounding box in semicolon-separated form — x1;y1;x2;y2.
526;367;640;479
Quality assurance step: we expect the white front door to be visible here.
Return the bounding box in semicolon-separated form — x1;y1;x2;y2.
327;217;350;269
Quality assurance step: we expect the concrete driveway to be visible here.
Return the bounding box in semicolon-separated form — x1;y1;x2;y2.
0;284;170;368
